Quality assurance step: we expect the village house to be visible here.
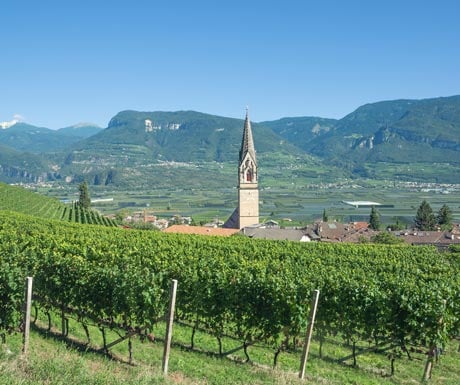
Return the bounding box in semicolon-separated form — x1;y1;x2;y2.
392;224;460;249
312;221;378;242
237;220;374;242
242;226;317;242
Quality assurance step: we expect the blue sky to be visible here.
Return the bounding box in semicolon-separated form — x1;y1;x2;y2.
1;0;459;129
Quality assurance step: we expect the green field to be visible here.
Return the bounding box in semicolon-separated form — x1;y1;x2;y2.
18;150;457;227
37;177;460;227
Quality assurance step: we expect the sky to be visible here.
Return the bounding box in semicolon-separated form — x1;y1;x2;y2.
1;0;459;129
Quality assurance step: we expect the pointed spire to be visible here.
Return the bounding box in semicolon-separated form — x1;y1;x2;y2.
239;107;257;164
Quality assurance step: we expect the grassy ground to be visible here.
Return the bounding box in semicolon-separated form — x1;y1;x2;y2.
1;310;459;385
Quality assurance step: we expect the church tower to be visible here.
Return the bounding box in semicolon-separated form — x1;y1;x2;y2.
223;108;259;229
237;109;259;228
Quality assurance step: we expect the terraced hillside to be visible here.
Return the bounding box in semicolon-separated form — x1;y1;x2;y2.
0;182;116;226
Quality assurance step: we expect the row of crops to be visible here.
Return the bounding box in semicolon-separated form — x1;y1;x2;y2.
1;210;459;365
63;202;117;226
0;182;116;226
0;183;65;220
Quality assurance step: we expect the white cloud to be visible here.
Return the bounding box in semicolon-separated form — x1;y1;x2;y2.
0;114;25;129
13;114;25;122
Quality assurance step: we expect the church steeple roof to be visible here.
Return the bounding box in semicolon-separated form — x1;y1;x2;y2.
239;108;257;164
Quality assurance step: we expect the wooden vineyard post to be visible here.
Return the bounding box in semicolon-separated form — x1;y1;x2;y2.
299;289;320;380
162;279;178;375
423;299;447;381
22;276;33;355
423;346;436;381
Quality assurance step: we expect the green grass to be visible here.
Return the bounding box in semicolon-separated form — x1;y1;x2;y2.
2;309;459;385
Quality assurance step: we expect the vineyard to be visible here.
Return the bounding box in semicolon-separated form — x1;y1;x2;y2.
0;182;116;226
1;210;459;381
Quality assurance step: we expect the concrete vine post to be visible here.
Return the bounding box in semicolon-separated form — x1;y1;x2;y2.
162;279;178;375
299;289;320;380
22;276;33;355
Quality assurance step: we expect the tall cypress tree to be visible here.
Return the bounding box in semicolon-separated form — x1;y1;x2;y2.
369;206;380;230
437;204;453;229
414;200;436;230
78;181;91;209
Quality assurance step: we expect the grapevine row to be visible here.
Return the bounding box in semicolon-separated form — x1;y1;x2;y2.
1;211;459;358
0;183;116;227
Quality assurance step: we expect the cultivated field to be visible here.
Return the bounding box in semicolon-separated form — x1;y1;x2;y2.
39;178;460;227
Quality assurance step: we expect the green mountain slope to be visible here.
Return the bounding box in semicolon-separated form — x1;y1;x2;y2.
0;143;50;183
0;96;459;186
260;116;338;151
389;97;460;145
0;123;81;153
74;110;303;162
303;96;460;164
57;110;315;188
57;123;103;138
259;96;460;182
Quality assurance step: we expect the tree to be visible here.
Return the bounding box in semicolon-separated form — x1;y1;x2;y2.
371;232;404;244
322;209;328;222
437;204;453;229
369;206;380;230
105;169;117;185
115;209;129;224
414;200;436;231
78;181;91;209
387;217;406;231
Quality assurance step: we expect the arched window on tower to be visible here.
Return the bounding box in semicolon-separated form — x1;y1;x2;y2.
242;159;256;183
246;169;253;182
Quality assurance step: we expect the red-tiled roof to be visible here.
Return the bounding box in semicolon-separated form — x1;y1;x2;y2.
163;225;240;237
353;222;369;231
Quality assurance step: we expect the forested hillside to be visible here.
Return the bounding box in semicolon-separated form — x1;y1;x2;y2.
71;110;303;162
0;123;79;153
302;96;460;164
0;144;49;183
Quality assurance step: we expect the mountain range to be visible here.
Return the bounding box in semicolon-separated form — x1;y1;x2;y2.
0;95;459;186
0;123;102;153
264;96;460;164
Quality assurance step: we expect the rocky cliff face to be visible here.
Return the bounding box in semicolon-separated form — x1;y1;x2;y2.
369;126;460;150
